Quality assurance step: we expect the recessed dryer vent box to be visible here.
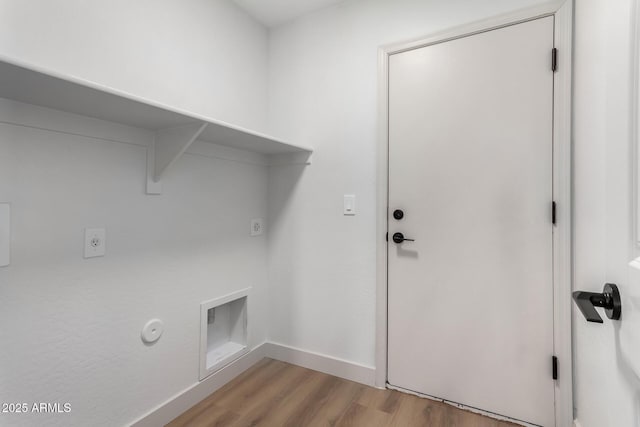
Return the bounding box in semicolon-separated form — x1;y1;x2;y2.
199;288;249;380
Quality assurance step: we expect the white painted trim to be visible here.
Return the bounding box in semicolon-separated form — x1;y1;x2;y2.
573;420;583;427
387;384;537;427
633;0;640;249
188;140;269;166
380;1;563;55
0;96;151;147
268;151;313;166
130;341;376;426
129;342;267;427
551;3;574;427
375;44;389;388
264;342;376;387
0;97;271;168
0;53;312;153
376;1;573;425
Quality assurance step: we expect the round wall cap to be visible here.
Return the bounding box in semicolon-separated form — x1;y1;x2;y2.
141;318;164;344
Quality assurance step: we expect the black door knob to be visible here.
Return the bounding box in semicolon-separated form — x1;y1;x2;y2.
572;283;622;323
393;209;404;220
392;232;415;244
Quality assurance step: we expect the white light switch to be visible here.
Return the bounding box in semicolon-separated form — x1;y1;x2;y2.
344;195;356;216
84;228;106;258
0;203;10;267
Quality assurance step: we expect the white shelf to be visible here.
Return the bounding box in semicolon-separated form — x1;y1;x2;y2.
0;55;312;193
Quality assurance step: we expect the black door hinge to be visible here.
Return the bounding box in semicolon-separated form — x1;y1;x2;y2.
552;356;558;380
552;201;557;225
551;48;558;72
386;232;388;242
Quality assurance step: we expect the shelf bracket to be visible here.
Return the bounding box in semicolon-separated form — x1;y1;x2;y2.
146;121;208;194
268;151;313;166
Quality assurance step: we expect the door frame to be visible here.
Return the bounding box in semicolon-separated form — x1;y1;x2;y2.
375;1;573;426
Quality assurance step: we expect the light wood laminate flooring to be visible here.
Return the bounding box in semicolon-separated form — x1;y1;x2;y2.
167;358;519;427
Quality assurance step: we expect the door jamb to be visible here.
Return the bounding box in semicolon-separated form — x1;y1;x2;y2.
375;2;573;426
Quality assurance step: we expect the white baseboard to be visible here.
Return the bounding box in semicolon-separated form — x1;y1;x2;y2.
264;342;376;387
129;342;377;426
129;342;267;427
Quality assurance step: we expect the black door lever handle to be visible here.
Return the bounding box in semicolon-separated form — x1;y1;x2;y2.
392;232;415;244
572;283;621;323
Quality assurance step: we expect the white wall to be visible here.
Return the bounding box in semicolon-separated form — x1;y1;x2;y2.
266;0;552;367
0;0;269;130
0;102;269;427
573;0;640;425
3;1;639;426
0;1;271;426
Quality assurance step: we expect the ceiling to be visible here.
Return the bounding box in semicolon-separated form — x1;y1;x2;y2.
233;0;346;27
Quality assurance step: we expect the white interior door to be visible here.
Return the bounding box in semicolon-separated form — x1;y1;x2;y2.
387;17;555;427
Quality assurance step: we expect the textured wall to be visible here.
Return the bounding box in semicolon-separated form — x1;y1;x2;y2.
0;101;269;426
0;0;269;131
0;0;270;425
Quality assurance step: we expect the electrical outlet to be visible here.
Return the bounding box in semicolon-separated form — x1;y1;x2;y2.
250;219;263;236
84;228;106;258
